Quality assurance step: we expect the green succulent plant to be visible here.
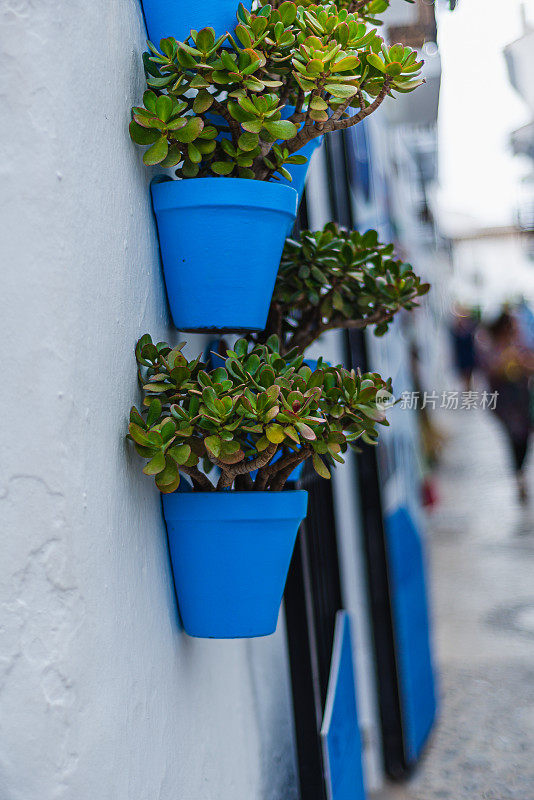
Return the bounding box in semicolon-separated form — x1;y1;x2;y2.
128;334;391;492
286;0;414;26
129;1;424;181
253;223;430;354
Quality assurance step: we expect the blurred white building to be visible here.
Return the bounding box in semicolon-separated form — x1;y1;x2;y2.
447;5;534;318
504;5;534;246
450;226;534;315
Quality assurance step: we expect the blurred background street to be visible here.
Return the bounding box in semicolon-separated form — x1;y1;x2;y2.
375;405;534;800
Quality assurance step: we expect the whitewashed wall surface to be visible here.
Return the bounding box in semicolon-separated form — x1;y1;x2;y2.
0;1;298;797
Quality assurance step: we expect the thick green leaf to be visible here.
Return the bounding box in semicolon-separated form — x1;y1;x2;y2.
182;160;200;177
367;53;386;72
143;90;158;113
263;120;298;140
385;62;402;76
196;26;215;53
238;131;259;151
389;44;405;62
295;421;316;440
278;1;297;25
324;84;359;99
156;471;181;493
310;95;328;111
211;161;234;175
241;118;263;133
129;120;160;145
312;453;331;479
155;457;179;488
331;56;360;73
235;24;253;48
143;451;166;475
147;399;162;427
160;146;183;167
129;423;151;446
193;90;214;113
142;136;168;165
130;406;146;428
156;94;172;122
187;142;202;163
173;117;204;143
161;420;176;443
266;423;285;444
132;109;162;129
204;435;221;458
168;443;192;464
393;78;425;93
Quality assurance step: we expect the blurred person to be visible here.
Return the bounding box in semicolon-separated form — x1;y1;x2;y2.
477;311;534;503
450;305;479;390
515;297;534;350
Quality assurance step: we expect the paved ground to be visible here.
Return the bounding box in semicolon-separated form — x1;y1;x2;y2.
373;407;534;800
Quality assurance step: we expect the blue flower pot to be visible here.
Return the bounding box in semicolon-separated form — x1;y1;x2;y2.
151;178;298;332
162;490;308;638
140;0;247;47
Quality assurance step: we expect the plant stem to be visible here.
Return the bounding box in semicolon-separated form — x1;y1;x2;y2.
254;446;311;490
210;444;278;490
179;465;215;491
283;79;393;159
211;99;241;144
269;450;311;491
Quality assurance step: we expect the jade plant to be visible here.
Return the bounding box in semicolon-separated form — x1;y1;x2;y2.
129;1;424;181
286;0;414;25
128;335;391;492
253;223;430;354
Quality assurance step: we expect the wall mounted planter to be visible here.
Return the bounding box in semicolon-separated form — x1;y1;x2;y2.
162;489;308;638
151;178;298;332
141;0;247;48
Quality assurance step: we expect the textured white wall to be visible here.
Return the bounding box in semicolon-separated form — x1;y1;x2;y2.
0;1;297;798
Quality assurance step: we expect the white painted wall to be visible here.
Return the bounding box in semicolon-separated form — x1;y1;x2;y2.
0;1;298;798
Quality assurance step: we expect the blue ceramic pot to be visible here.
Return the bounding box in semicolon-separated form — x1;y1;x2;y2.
141;0;248;47
162;490;308;638
151;178;298;332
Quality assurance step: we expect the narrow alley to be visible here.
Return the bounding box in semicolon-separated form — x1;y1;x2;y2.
376;407;534;800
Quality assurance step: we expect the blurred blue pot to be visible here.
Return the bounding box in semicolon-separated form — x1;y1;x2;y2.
151;178;298;332
162;490;308;638
140;0;248;47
